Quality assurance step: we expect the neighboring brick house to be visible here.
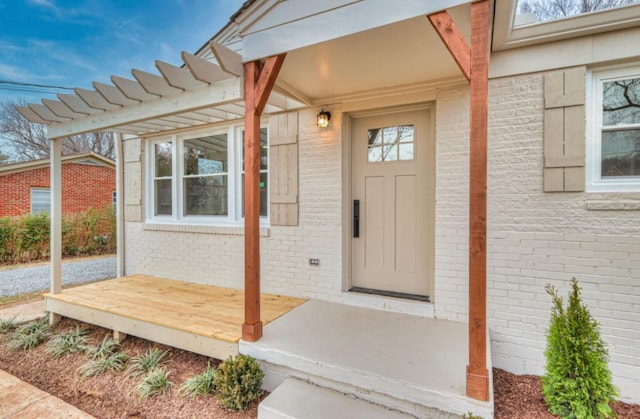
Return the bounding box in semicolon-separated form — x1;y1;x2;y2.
0;152;115;217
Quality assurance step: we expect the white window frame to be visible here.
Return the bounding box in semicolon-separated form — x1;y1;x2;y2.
145;124;269;226
30;187;51;215
493;0;640;51
586;65;640;192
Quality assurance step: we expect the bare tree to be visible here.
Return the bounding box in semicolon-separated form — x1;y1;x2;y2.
519;0;637;23
0;99;115;162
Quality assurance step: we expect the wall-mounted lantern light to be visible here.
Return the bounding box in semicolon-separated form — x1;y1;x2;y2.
317;109;331;128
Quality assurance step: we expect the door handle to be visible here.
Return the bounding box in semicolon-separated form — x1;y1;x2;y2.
353;200;360;238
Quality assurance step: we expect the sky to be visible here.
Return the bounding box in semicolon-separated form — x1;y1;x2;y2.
0;0;245;104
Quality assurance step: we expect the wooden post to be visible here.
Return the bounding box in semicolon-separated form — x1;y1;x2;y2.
466;0;490;401
429;0;490;401
243;54;286;342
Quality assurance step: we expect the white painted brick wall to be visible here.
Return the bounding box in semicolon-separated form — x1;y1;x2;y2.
125;108;344;302
486;73;640;403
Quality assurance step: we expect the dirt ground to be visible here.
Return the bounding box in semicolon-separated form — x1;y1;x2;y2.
0;318;638;418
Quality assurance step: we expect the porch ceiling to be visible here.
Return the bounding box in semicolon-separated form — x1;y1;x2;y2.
17;43;306;139
272;3;472;103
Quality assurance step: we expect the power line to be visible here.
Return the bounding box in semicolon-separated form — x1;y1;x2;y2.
0;80;74;91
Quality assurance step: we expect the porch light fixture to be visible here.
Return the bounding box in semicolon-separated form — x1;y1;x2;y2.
317;109;331;128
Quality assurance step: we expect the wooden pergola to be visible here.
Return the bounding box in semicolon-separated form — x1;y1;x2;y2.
19;0;490;402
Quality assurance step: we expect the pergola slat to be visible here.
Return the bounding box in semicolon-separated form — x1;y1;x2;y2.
210;41;244;77
193;108;235;120
111;76;159;101
76;88;120;111
47;77;243;139
182;52;235;84
57;94;98;115
94;82;139;106
156;60;208;90
16;106;50;124
42;99;85;119
132;69;183;97
28;104;69;123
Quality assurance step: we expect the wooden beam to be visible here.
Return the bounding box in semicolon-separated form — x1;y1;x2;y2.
243;54;286;342
428;11;471;81
467;0;490;401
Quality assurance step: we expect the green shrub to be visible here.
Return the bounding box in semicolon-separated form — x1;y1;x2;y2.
180;363;216;398
0;218;15;263
0;205;116;265
214;355;264;411
542;278;617;419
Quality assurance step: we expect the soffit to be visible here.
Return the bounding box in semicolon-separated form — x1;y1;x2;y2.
276;4;472;104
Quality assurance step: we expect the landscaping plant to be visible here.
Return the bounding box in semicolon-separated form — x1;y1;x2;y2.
542;278;617;419
8;318;50;350
79;336;129;378
45;326;91;358
180;362;217;398
0;317;18;334
127;347;170;378
134;367;172;399
213;354;264;410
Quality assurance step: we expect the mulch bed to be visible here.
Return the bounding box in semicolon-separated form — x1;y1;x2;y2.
0;318;638;418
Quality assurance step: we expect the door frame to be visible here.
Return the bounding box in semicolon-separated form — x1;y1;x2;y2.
341;102;436;301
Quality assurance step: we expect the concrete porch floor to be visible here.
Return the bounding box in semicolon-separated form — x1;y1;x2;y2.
241;300;493;418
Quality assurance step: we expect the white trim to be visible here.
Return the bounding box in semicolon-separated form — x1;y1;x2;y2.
586;64;640;192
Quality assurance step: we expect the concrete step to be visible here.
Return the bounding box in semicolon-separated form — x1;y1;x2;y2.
259;378;413;419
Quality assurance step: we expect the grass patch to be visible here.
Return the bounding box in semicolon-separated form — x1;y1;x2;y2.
46;326;91;358
180;363;216;398
7;318;50;350
79;351;129;378
0;317;19;334
135;367;172;399
127;348;170;378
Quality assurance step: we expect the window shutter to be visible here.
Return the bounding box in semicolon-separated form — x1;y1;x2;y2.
269;112;299;226
543;67;586;192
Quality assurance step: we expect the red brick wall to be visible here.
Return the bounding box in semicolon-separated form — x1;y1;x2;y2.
0;163;116;217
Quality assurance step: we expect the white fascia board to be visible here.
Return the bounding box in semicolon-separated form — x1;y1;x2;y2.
47;77;242;139
240;0;472;62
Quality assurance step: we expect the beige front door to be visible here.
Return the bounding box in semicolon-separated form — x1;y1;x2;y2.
351;107;434;299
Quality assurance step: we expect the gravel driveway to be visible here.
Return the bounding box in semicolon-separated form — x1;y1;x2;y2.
0;256;116;297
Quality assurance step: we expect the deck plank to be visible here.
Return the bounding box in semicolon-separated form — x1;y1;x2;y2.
46;275;306;343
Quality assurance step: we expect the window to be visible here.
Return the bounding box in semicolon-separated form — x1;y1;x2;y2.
587;66;640;191
147;125;268;224
31;188;50;215
493;0;640;51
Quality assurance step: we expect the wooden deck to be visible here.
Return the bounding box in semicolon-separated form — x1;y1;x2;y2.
45;275;306;360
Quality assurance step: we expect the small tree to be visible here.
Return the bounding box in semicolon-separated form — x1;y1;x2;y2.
542;278;617;419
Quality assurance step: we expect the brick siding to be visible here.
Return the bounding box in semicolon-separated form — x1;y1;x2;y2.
0;162;115;217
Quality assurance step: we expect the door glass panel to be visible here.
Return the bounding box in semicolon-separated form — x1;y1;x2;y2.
367;124;415;162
